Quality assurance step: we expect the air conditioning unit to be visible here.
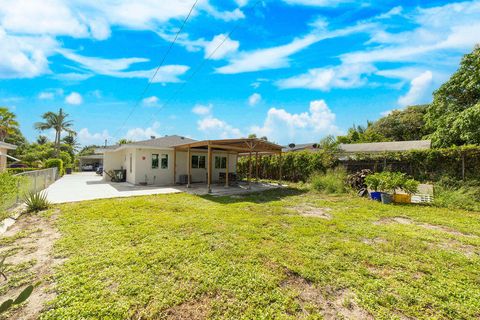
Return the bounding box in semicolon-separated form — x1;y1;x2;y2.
178;174;189;184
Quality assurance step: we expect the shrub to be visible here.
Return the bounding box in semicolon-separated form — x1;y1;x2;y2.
0;173;20;213
7;168;38;175
24;191;51;213
44;158;64;176
310;167;347;194
434;186;480;212
366;172;419;194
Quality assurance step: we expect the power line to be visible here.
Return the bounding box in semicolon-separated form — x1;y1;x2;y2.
112;0;200;140
138;0;263;131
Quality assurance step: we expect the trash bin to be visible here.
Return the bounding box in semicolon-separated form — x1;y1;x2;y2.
381;193;393;204
370;191;382;201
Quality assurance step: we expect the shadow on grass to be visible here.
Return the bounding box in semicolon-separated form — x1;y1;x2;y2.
199;186;308;204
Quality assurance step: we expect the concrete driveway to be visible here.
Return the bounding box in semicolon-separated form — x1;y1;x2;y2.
45;172;181;204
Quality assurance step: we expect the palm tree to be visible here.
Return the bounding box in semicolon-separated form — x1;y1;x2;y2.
35;108;75;156
37;135;48;145
62;133;80;152
0;107;19;141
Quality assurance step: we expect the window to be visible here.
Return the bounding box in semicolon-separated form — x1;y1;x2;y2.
129;154;132;173
215;156;227;169
152;154;159;169
161;154;168;169
191;155;206;169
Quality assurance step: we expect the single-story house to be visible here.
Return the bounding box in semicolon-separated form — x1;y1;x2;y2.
0;141;17;172
78;154;104;171
96;135;283;191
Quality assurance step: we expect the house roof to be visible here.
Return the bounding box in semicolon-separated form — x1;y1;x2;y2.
0;141;17;150
78;154;104;160
282;143;318;152
175;138;283;154
339;140;431;154
99;135;197;152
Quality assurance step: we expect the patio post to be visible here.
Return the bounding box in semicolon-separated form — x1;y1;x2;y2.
187;147;191;188
255;152;259;183
173;149;177;185
225;153;229;188
207;144;212;193
248;151;252;190
278;151;283;186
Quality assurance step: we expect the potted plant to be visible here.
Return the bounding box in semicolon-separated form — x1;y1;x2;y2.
65;164;73;175
393;177;419;203
365;173;382;201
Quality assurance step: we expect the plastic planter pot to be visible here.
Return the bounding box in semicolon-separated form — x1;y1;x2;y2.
381;193;393;204
393;194;411;204
370;191;382;201
65;167;72;175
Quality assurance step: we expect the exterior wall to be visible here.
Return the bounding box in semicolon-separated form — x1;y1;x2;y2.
0;147;7;172
103;147;238;186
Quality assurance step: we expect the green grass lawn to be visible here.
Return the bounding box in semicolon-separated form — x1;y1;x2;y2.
41;188;480;319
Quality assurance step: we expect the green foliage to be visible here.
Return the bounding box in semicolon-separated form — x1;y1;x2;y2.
434;185;480;212
0;173;20;215
365;172;419;194
310;167;347;194
0;254;34;314
0;107;19;142
6;168;39;174
426;45;480;147
35;108;75;157
24;191;51;213
44;158;64;176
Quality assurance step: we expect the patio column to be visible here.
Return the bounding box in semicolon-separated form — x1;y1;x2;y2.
207;144;212;193
173;149;177;185
278;151;283;186
255;152;259;183
248;151;252;190
225;153;229;188
187;147;191;188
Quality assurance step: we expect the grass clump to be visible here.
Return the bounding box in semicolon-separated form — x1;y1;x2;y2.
435;185;480;211
24;191;51;213
309;167;347;194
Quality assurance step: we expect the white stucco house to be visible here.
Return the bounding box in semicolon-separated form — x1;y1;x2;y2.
0;141;17;172
96;135;283;191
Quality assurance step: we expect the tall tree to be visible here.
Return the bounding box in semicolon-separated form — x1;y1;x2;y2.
62;133;80;152
0;107;19;142
37;135;48;145
35;108;75;156
425;45;480;147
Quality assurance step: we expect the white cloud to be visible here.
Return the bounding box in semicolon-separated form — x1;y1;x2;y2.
125;122;161;141
38;91;54;100
197;116;242;139
65;92;83;105
204;34;240;60
192;104;212;115
78;128;112;145
397;71;433;107
277;63;376;91
251;100;340;143
248;93;262;106
216;23;372;74
59;50;189;82
53;73;93;81
142;96;159;106
282;0;349;6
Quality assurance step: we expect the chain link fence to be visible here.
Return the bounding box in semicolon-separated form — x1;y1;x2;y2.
1;168;58;216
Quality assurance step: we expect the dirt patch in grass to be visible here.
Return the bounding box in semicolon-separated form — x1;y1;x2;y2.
0;211;62;320
163;295;214;320
281;270;373;319
361;237;387;245
374;217;478;238
435;240;478;258
288;206;332;219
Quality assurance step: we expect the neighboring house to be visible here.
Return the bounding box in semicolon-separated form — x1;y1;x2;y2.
282;143;319;152
0;141;17;172
338;140;431;156
97;135;282;190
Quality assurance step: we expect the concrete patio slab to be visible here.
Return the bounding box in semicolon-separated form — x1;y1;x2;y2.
45;172;282;204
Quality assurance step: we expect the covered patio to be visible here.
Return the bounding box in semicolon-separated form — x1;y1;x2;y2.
174;138;283;193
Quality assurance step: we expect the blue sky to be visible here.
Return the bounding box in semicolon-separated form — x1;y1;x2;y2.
1;0;479;146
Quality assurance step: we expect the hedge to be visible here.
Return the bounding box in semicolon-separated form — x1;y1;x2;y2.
0;173;21;216
7;168;39;175
44;158;64;176
238;145;480;183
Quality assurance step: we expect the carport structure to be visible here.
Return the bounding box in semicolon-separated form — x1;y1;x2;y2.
174;138;283;193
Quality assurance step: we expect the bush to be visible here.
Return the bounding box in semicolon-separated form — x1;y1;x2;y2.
434;185;480;212
365;172;419;194
310;167;347;194
24;191;51;213
0;173;20;213
44;158;64;176
6;168;38;175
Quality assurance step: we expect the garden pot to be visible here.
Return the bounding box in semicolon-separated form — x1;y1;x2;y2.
381;193;393;204
393;194;411;204
65;168;72;175
370;191;382;202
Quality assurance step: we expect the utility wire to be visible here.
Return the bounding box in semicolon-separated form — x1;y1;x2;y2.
112;0;200;141
139;0;263;130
